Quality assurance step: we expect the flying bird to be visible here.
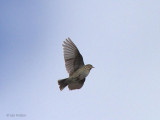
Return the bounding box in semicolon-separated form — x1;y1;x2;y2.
58;38;94;91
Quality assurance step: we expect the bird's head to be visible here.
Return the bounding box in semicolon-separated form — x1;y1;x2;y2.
85;64;94;70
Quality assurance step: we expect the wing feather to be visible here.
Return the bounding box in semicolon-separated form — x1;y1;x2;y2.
63;38;84;76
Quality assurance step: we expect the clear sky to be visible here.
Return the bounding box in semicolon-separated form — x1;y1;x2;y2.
0;0;160;120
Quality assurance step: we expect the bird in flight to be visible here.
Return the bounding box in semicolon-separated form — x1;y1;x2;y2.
58;38;94;91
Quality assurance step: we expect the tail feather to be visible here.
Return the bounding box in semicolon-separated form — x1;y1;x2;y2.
58;78;68;91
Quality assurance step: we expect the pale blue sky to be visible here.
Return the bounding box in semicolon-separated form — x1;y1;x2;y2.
0;0;160;120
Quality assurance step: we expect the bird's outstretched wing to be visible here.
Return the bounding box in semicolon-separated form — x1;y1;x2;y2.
68;78;85;90
63;38;84;76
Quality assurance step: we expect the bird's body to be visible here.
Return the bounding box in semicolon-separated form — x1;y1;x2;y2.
69;64;91;80
58;38;94;91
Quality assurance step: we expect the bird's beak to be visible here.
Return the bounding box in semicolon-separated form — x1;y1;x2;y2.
92;66;95;68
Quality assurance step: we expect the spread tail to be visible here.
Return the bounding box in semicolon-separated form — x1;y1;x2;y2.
58;78;68;91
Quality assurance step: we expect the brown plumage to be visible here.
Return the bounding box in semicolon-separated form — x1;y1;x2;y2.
58;38;94;91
